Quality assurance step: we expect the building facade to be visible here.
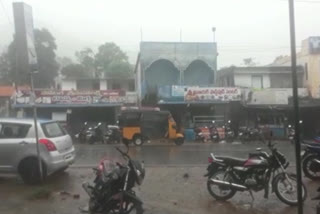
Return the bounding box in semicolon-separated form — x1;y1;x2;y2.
272;37;320;98
137;41;218;100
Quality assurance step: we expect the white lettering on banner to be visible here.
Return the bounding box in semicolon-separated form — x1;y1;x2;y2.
184;87;241;102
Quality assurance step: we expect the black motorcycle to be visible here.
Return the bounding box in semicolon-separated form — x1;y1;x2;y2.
82;146;145;214
224;120;235;143
287;124;295;144
75;122;89;144
238;127;261;143
89;122;105;144
105;125;121;144
301;142;320;180
205;138;307;206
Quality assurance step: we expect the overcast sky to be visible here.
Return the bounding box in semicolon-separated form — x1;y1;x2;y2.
1;0;320;67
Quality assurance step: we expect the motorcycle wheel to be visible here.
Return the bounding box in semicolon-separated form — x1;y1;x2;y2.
108;198;143;214
303;155;320;180
274;173;307;206
207;170;236;201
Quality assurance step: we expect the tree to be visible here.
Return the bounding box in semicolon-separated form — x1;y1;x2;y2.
75;48;95;69
0;28;59;88
56;56;73;68
243;58;257;66
33;28;59;88
94;42;131;77
0;52;11;84
61;64;90;78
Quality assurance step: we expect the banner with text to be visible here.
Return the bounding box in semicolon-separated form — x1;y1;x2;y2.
14;90;137;105
184;87;241;102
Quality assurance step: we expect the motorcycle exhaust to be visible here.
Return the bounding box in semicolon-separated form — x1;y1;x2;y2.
82;182;93;197
209;179;248;191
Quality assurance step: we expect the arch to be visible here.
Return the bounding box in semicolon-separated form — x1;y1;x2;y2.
144;59;180;89
183;60;214;86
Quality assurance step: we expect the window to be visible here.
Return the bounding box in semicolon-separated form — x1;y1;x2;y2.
0;123;31;139
42;122;65;138
305;63;308;80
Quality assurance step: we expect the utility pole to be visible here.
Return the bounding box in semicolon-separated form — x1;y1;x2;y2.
288;0;303;213
30;71;43;182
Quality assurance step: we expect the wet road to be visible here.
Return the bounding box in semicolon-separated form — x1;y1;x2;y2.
74;141;298;166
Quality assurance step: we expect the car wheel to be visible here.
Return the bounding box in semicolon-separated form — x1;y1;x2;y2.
19;158;46;185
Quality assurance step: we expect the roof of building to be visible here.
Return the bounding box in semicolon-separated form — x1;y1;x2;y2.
218;65;303;77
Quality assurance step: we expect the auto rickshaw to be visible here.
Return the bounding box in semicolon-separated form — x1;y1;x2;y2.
118;107;184;146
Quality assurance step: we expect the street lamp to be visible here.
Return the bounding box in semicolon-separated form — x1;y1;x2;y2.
30;70;43;182
212;27;216;43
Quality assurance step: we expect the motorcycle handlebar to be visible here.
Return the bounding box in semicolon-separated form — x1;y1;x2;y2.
115;147;130;159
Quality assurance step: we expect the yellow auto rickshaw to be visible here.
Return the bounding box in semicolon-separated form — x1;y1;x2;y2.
118;107;184;146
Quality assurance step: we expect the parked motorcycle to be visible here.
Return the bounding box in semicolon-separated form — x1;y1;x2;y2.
287;124;295;144
238;127;261;143
224;120;235;143
209;121;220;143
89;122;105;144
204;137;307;206
194;127;207;143
287;120;303;144
75;122;89;144
105;125;121;144
301;142;320;180
82;146;145;214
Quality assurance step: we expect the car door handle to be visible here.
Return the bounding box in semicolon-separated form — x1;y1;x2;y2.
19;141;29;145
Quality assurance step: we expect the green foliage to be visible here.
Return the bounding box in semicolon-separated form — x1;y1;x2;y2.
0;28;59;88
75;48;95;70
61;64;92;78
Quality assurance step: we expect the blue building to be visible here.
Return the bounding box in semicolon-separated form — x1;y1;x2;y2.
136;41;218;101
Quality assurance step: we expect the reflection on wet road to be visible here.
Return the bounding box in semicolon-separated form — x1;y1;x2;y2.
74;141;297;166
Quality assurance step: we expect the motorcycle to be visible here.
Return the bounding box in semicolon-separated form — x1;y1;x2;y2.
224;120;235;143
287;120;303;144
301;142;320;180
82;146;145;214
75;122;90;144
209;121;220;143
89;122;105;144
204;137;307;206
238;127;261;143
287;124;295;144
105;125;121;144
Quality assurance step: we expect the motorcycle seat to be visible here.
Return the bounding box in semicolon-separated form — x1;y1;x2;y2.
216;156;247;166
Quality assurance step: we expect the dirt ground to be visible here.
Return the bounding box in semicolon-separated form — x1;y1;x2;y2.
0;166;318;214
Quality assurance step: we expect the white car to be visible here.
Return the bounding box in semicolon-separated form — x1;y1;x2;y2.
0;118;75;184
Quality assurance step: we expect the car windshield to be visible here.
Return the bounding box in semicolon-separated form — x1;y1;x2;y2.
42;122;65;138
